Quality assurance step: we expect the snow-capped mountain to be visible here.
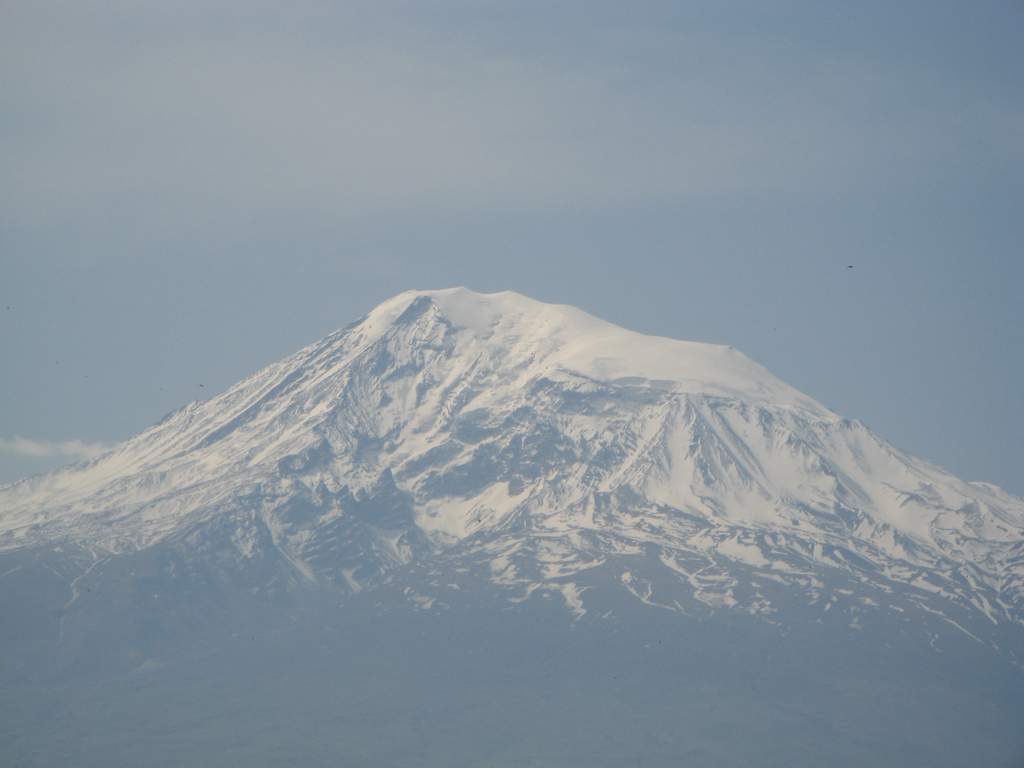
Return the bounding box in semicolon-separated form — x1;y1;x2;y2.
5;287;1024;767
3;287;1022;654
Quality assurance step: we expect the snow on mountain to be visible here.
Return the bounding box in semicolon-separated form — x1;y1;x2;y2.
2;287;1022;648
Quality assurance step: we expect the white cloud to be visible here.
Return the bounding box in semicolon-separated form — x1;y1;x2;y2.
0;437;111;461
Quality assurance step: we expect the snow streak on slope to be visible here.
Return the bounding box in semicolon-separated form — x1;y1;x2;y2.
1;288;1022;646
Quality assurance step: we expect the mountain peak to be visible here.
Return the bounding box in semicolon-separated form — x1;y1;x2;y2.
362;287;829;416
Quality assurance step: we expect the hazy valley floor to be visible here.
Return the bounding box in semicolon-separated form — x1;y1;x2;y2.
2;588;1022;768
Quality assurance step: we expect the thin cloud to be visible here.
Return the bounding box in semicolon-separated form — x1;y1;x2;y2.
0;437;111;461
5;0;986;238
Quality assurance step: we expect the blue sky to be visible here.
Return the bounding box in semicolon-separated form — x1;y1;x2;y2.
2;1;1022;492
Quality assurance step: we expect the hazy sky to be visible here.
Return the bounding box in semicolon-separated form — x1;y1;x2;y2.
2;1;1022;493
